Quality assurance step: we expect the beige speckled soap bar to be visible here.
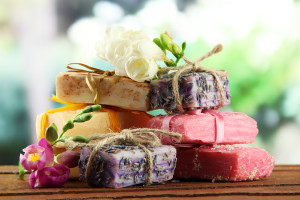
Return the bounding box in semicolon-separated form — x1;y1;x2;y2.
56;71;151;111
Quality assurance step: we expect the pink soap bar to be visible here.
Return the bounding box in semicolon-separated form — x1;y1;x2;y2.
174;145;275;181
148;111;258;145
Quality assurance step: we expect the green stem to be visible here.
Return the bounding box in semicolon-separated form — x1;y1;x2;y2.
52;138;66;146
59;130;66;139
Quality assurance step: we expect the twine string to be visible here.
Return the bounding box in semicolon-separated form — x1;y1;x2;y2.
66;44;225;111
66;63;116;104
157;44;225;112
64;128;182;186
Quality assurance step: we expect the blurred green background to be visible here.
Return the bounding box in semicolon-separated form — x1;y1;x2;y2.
1;0;300;165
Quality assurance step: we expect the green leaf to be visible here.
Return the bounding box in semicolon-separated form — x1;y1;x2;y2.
18;161;25;179
45;123;58;144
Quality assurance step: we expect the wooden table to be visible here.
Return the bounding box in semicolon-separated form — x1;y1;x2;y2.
1;165;300;200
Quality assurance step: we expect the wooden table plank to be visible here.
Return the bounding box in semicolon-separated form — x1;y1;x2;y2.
0;165;300;200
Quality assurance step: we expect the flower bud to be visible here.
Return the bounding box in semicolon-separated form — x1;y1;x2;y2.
182;41;186;51
160;33;173;52
67;135;88;143
45;124;58;144
62;120;74;133
81;105;102;114
29;164;69;188
153;38;165;51
172;43;182;57
55;151;80;168
73;113;93;122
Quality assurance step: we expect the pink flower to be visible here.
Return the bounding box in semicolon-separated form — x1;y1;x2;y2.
20;138;54;171
56;151;80;168
29;164;70;188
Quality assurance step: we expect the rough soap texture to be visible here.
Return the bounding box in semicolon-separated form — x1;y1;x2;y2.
174;145;275;181
56;71;151;111
150;71;231;112
79;145;177;188
148;111;258;145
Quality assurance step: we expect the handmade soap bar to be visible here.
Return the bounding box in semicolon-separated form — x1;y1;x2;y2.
36;109;152;141
36;109;152;158
79;145;177;188
56;71;151;111
150;71;231;111
148;111;258;145
174;145;275;181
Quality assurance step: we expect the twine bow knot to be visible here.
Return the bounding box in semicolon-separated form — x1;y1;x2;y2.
66;63;117;104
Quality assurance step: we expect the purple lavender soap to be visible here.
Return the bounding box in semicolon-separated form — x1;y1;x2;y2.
79;145;177;188
150;71;231;112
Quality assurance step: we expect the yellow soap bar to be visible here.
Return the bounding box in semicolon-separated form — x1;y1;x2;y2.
36;108;152;149
56;71;151;111
36;110;111;141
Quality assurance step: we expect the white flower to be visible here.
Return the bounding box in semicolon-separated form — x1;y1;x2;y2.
95;26;167;82
95;25;126;61
114;56;127;76
107;39;131;65
125;56;158;82
120;29;149;41
131;39;168;61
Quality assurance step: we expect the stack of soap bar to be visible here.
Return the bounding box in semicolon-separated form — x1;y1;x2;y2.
36;109;152;179
78;145;177;188
148;111;258;144
56;71;151;111
150;71;231;112
56;71;231;112
174;145;275;181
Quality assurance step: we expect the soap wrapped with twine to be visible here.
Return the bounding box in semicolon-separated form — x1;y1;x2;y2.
156;44;226;113
65;128;182;186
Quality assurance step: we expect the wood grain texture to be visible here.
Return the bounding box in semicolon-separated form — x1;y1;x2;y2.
0;165;300;200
